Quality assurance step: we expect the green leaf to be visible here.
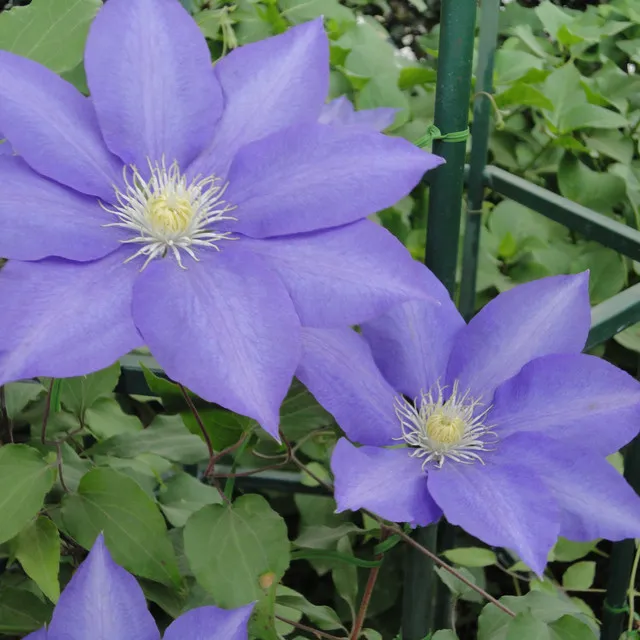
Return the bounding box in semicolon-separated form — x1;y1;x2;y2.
59;362;121;418
86;414;209;464
443;547;497;568
62;468;180;586
277;585;345;632
84;397;143;439
158;472;222;528
559;104;628;133
558;154;626;214
294;523;361;549
506;612;551;640
548;615;597;639
357;73;410;129
584;131;635;164
0;586;53;635
495;84;554;111
432;632;460;640
551;538;599;563
0;445;55;544
542;63;584;127
562;561;596;590
184;494;290;607
614;322;640;354
14;516;60;603
0;0;101;73
478;591;597;640
494;50;544;85
332;535;358;611
535;1;574;40
435;566;484;603
278;0;355;24
570;245;627;304
2;382;45;421
399;66;436;90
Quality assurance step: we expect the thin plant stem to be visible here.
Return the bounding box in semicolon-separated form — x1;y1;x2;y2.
223;434;252;500
350;531;388;639
628;542;640;632
387;525;517;618
178;384;227;502
275;615;346;640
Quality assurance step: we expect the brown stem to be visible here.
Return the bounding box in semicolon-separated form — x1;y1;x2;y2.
387;525;516;618
204;432;250;476
178;384;228;502
213;460;291;477
55;442;70;493
350;531;387;639
275;615;346;640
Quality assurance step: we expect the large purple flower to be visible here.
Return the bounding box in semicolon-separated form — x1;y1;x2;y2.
297;269;640;574
319;96;398;131
0;0;442;439
25;535;252;640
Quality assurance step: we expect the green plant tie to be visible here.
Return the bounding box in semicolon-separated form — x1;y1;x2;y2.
415;124;470;149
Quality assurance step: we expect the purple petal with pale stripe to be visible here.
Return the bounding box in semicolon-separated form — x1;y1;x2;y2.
189;19;329;179
85;0;222;169
361;266;464;398
319;96;397;131
501;433;640;544
164;604;254;640
132;247;300;440
47;535;160;640
297;328;400;447
446;273;590;404
491;353;640;455
331;438;441;527
0;51;122;200
427;455;560;576
0;249;141;386
0;156;121;261
227;123;439;238
241;221;433;327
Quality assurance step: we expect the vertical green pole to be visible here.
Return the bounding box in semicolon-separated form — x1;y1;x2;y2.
423;0;477;295
602;432;640;639
459;0;501;320
403;2;477;639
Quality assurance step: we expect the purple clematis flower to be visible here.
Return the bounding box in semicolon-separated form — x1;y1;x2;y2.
0;0;443;440
25;534;253;640
319;96;398;131
297;270;640;574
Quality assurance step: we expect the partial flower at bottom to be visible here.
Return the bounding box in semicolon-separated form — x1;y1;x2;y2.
24;534;252;640
297;268;640;575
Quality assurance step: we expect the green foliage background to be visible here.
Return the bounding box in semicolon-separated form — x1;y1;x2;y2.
0;1;639;639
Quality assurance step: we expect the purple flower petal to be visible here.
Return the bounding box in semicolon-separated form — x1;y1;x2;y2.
0;138;13;155
24;631;47;640
361;267;464;398
297;328;401;447
189;20;329;179
132;248;300;439
446;273;590;404
331;438;441;527
47;534;160;640
227;123;440;238
0;51;122;200
85;0;222;168
0;156;122;261
164;604;254;640
242;221;433;327
0;250;141;386
319;96;398;132
503;433;640;544
427;456;560;576
491;353;640;455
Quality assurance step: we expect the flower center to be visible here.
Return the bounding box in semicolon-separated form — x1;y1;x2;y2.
102;157;237;270
394;380;497;469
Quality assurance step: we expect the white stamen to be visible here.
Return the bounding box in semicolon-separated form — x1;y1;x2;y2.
101;157;237;270
394;380;497;469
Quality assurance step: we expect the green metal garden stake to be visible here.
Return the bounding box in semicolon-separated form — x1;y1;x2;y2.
459;0;501;321
403;1;477;638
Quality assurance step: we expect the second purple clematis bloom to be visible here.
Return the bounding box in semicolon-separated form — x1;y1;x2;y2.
0;0;442;439
298;270;640;574
25;534;252;640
